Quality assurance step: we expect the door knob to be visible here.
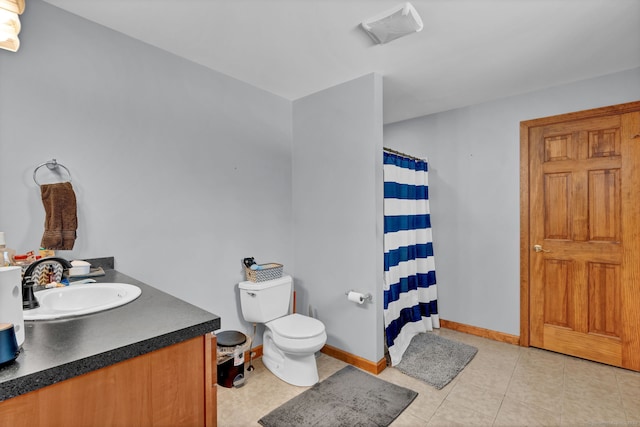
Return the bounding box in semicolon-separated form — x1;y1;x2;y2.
533;244;551;253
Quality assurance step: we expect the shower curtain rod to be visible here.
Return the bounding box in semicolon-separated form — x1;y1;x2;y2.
383;147;424;161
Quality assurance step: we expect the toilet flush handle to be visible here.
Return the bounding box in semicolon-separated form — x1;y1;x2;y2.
246;292;256;297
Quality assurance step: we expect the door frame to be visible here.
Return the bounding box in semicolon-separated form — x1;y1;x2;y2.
519;100;640;347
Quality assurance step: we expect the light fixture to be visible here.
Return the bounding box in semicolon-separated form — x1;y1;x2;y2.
0;0;24;52
361;2;423;45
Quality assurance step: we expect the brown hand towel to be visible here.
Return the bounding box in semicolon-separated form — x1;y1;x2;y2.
40;182;77;250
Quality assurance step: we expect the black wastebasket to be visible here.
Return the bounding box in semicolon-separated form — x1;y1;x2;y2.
216;330;248;388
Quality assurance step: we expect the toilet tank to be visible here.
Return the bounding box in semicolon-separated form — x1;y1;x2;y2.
238;275;292;323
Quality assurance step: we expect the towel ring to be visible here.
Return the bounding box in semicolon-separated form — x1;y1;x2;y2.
33;159;72;186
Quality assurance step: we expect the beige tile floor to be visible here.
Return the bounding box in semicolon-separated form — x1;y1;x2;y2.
217;328;640;426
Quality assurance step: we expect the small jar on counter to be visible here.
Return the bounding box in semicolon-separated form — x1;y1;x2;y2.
13;252;40;281
13;254;31;268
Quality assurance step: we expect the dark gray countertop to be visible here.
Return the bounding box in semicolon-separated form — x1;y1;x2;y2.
0;269;220;402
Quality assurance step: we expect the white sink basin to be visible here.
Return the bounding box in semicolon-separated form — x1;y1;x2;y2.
23;283;142;321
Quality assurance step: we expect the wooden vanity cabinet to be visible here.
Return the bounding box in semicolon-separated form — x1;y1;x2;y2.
0;334;217;427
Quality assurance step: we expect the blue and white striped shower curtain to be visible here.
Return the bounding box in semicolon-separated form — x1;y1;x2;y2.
383;151;439;366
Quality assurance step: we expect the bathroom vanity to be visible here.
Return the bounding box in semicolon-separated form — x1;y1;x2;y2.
0;268;221;426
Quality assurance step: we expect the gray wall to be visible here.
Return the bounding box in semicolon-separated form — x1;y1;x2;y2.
0;0;293;335
292;73;385;363
384;67;640;336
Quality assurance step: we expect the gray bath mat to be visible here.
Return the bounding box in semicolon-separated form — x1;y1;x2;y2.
258;365;417;427
395;332;478;389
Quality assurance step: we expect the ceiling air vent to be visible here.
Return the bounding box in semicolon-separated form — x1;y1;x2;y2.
361;2;423;45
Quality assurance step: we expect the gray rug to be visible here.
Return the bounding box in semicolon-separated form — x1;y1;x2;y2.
395;333;478;389
258;365;417;427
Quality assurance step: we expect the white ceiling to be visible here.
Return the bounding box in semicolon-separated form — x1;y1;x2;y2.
40;0;640;124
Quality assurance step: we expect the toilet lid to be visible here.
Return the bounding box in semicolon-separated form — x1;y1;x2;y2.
270;313;325;339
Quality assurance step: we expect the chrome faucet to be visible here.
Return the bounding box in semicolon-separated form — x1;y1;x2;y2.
22;257;73;310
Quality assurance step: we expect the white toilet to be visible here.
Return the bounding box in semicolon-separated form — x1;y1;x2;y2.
239;275;327;386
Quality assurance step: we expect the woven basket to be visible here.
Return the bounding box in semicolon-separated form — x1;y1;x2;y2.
244;263;283;282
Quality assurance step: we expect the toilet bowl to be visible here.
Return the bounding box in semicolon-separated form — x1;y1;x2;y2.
238;276;327;386
262;313;327;386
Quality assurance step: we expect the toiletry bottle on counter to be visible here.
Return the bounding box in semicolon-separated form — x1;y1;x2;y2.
0;232;16;267
12;254;30;267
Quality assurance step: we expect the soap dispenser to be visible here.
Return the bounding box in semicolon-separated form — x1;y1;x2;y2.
0;265;24;346
0;232;16;266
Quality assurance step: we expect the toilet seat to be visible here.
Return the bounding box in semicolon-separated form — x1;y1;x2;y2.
269;313;325;339
266;313;327;356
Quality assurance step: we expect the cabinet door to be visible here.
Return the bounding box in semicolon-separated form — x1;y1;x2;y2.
0;391;41;427
42;350;152;426
151;336;205;426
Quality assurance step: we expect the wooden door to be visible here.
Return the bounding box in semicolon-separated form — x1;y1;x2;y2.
520;101;640;371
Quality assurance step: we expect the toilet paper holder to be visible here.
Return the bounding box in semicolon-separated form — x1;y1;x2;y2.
345;290;373;303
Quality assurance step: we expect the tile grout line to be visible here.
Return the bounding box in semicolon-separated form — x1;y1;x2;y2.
490;346;523;426
614;368;630;426
559;353;567;426
424;376;457;424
